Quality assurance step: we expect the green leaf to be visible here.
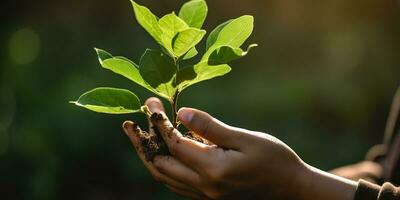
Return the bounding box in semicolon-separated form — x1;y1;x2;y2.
179;0;208;28
114;56;138;65
94;48;160;96
203;15;254;60
70;87;141;114
94;48;113;61
176;62;231;91
182;47;198;60
160;45;174;58
209;15;253;47
139;49;177;100
206;19;232;50
173;28;206;57
131;1;163;44
208;44;257;65
159;12;189;40
158;12;189;56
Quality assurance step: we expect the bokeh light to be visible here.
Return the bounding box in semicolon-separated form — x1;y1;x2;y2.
0;0;399;199
0;84;16;156
8;28;40;65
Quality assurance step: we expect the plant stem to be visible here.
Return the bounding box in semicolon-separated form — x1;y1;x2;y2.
171;91;179;128
141;105;152;117
170;56;182;128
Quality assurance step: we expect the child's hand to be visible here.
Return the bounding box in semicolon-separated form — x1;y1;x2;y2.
123;98;357;200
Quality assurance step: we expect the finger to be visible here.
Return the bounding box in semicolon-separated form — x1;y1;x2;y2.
177;108;247;150
145;97;165;132
154;156;201;186
145;99;211;171
165;185;207;200
122;121;199;193
145;97;165;113
150;112;214;169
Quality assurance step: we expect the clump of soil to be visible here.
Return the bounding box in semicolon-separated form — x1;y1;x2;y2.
182;131;210;145
137;128;170;162
132;112;209;162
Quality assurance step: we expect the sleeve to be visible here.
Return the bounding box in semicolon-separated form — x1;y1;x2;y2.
354;179;400;200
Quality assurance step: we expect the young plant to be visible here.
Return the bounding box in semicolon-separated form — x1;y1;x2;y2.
71;0;256;128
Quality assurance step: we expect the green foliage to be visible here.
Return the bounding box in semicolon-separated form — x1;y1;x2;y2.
208;44;258;65
139;49;177;99
94;48;160;97
203;15;256;61
71;0;257;118
70;87;141;114
179;0;208;29
177;62;232;91
131;1;163;44
172;28;206;57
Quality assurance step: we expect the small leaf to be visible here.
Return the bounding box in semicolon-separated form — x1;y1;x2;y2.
203;15;254;60
95;48;160;96
173;28;206;57
71;87;141;114
176;62;231;91
131;1;163;45
158;12;189;56
139;49;177;100
208;44;258;65
182;47;198;60
179;0;208;28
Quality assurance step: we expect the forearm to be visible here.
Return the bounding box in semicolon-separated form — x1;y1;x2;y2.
294;164;358;200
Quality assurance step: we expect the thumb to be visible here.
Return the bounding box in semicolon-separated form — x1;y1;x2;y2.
177;108;246;150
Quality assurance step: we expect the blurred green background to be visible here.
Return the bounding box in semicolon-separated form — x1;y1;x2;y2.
1;0;399;199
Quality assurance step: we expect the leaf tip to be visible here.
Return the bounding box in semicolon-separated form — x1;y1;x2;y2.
248;43;258;49
240;15;254;24
244;15;254;19
130;0;137;5
130;0;141;11
93;47;100;54
94;47;107;56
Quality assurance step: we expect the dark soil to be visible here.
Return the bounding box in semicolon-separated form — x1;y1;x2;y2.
135;112;209;162
182;131;210;145
138;129;169;162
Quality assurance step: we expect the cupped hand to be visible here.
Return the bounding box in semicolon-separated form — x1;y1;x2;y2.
123;97;306;199
123;97;357;200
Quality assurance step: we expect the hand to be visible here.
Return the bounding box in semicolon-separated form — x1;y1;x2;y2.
123;98;357;200
330;161;382;183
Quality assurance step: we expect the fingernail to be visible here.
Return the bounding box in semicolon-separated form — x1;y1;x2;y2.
122;121;133;134
178;108;194;123
146;98;163;113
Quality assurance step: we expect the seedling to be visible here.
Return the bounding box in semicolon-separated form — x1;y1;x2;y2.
71;0;256;159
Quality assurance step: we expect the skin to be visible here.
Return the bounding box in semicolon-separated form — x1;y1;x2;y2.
330;161;382;183
123;97;358;200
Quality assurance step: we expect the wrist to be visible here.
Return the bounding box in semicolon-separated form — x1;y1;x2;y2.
293;163;358;200
289;161;313;200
